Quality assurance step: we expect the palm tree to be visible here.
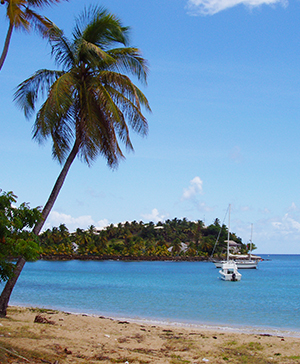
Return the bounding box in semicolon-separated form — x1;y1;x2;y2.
16;4;150;234
0;5;150;316
0;0;67;71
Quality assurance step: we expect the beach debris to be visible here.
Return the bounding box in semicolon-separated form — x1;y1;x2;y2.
118;336;129;343
34;314;55;325
213;336;217;339
202;359;209;362
0;345;30;362
104;334;110;338
125;361;129;364
95;354;110;360
64;347;72;355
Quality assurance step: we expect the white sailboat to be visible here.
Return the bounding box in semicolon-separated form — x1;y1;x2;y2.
213;222;260;269
229;224;259;269
219;205;242;281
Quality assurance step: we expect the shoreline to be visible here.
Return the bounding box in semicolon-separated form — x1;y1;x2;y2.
1;306;300;363
11;303;300;338
40;255;212;262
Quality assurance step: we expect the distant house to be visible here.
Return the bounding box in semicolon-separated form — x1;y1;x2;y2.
72;242;79;252
167;242;188;253
225;240;241;254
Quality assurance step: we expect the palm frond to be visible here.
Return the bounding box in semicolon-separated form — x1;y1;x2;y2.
75;38;116;68
22;8;52;37
99;71;151;113
50;31;74;69
106;85;149;137
33;72;76;162
74;5;129;49
27;0;67;7
14;69;63;118
107;47;149;83
74;77;127;167
7;1;30;30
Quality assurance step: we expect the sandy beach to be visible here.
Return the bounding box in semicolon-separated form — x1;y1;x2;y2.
0;307;300;363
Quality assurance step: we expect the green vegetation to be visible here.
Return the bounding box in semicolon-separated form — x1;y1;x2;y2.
0;190;41;281
0;190;41;316
38;217;254;259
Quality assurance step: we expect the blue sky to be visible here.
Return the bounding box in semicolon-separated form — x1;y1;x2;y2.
1;0;300;253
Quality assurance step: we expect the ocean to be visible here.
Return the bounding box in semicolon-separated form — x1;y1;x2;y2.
5;255;300;336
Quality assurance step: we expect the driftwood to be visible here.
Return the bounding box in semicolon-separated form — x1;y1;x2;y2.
0;344;30;362
34;314;55;325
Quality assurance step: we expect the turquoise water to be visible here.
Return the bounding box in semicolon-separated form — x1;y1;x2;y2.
6;255;300;335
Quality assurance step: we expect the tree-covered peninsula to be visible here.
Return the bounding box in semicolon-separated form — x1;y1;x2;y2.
39;218;256;260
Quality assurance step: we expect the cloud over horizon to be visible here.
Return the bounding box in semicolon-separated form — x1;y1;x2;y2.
182;176;203;200
141;208;168;223
186;0;287;15
44;211;109;232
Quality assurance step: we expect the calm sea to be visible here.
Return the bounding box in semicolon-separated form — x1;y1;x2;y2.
5;255;300;336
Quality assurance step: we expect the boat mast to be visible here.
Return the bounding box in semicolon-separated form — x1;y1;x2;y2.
227;204;231;261
249;223;253;260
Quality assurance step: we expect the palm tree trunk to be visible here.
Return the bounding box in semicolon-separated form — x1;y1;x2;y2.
0;22;13;71
0;257;25;317
33;139;80;235
0;139;79;316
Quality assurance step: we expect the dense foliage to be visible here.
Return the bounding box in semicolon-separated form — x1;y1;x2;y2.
39;218;255;259
0;190;41;281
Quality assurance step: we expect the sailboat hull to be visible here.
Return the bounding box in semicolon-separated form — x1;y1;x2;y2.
213;260;258;269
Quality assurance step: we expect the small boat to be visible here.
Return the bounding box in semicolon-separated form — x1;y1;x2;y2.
219;260;242;281
218;204;242;281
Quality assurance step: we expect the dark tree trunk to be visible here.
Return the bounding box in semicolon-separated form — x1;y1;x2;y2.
0;140;79;316
33;140;80;235
0;257;25;317
0;22;13;71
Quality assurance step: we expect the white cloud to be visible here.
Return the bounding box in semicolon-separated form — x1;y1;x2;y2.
272;213;300;234
96;219;110;229
141;208;167;223
43;211;110;232
186;0;287;16
182;176;203;200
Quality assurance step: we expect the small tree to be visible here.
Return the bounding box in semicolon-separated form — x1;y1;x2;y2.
0;190;41;316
